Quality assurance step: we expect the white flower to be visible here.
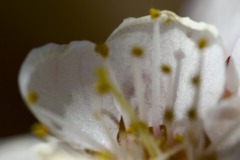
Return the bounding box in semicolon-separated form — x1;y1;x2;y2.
5;9;240;160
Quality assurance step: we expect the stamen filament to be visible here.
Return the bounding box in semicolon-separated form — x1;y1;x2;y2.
151;15;162;135
132;57;146;121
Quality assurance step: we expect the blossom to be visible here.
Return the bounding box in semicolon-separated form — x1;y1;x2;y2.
4;9;240;159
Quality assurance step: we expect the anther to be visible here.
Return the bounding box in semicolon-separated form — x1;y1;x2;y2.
131;46;144;57
27;91;38;105
94;68;110;94
95;43;109;58
161;64;172;74
174;133;184;144
149;8;161;19
187;107;198;120
164;18;171;24
31;123;48;138
191;75;200;87
164;108;174;122
94;82;110;94
197;38;208;50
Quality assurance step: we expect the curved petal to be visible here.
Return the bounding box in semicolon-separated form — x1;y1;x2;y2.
0;135;40;160
226;38;240;94
203;97;240;150
182;0;240;53
106;11;225;126
18;41;120;151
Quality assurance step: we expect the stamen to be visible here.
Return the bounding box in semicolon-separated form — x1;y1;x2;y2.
27;90;38;105
187;107;197;120
163;18;172;24
161;51;185;147
197;38;208;50
149;8;161;20
151;9;162;136
94;68;111;94
183;46;206;158
95;43;109;59
190;45;205;112
131;46;144;57
160;64;171;74
31;122;49;138
174;133;184;144
131;46;146;121
164;109;174;123
171;50;185;111
191;75;200;87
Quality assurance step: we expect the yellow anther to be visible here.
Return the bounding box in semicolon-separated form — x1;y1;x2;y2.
174;133;184;144
191;75;200;86
164;108;174;122
95;43;109;58
26;91;38;105
197;38;208;50
149;8;161;19
161;64;171;74
94;81;110;94
31;123;48;138
187;107;197;120
131;46;144;57
94;68;110;94
164;18;171;24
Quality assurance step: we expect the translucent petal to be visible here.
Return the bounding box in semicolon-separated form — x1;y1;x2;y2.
106;11;225;126
226;38;240;94
203;97;240;149
182;0;240;52
218;142;240;160
0;135;40;160
18;41;120;151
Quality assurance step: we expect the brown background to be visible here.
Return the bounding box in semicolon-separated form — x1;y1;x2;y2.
0;0;185;137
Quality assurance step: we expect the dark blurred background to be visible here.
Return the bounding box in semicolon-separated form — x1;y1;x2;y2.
0;0;185;137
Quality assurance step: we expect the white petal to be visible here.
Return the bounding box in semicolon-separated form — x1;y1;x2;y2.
203;97;240;150
18;41;120;151
226;38;240;94
218;142;240;160
106;11;225;126
182;0;240;52
33;139;91;160
0;135;40;160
